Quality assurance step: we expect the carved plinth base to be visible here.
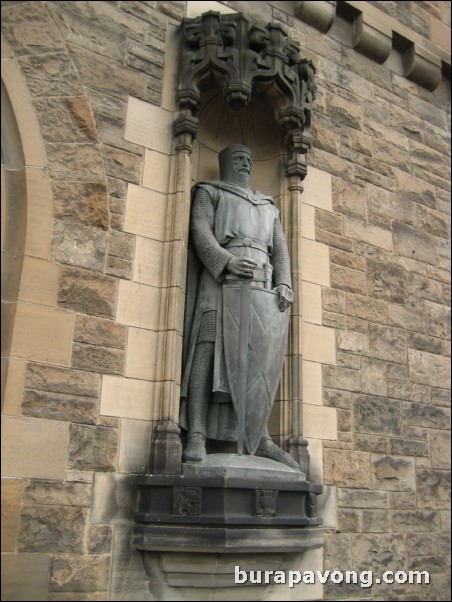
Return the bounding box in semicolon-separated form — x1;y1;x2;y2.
134;454;322;555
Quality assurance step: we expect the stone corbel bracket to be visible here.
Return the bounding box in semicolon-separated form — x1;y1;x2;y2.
295;0;449;92
176;10;316;154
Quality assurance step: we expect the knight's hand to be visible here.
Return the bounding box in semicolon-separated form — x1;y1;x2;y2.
227;256;257;278
274;285;293;312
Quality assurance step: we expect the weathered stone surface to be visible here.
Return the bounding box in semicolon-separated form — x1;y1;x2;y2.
331;264;367;295
323;388;354;410
389;491;417;511
1;553;51;602
408;349;451;388
353;163;395;192
50;555;110;592
417;205;450;240
403;401;451;429
323;449;371;488
52;221;107;271
106;256;134;279
103;145;141;184
406;533;451;557
386;363;409;381
430;430;451;469
58;266;118;318
48;592;108;601
389;438;429;457
330;249;365;271
122;1;168;27
426;301;451;339
312;117;341;155
345;316;368;334
89;526;113;554
337;330;368;354
18;506;89;553
72;342;125;376
323;366;361;392
51;5;127;62
346;293;387;323
315;228;354;252
391;510;441;533
408;95;449;130
407;555;451;576
416;470;451;510
24;481;91;507
354;396;401;436
354;434;390;454
46;143;105;182
337;488;388;509
362;510;390;533
373;139;410;172
348;129;372;157
52;182;109;230
1;479;23;552
387;300;427;333
34;96;98;145
2;3;65;56
366;260;405;304
18;53;83;97
91;473;137;525
332;178;367;219
361;358;387;396
338;509;361;533
387;381;430;403
68;424;118;471
74;315;126;350
369;324;407;363
25;364;100;398
393;222;437;265
326;93;361;129
410;139;447;179
351;533;405;574
406;273;443;304
395;170;437;208
108;230;135;261
408;332;443;354
345;216;393;252
22;390;98;425
324;532;352;569
322;288;345;313
336;351;361;370
315;208;343;235
427;265;451;285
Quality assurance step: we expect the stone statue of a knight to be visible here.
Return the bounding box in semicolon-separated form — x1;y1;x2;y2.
180;144;299;470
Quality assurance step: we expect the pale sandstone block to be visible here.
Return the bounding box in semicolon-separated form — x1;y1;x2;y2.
11;303;74;366
300;238;330;286
186;1;236;17
301;281;322;324
1;34;13;58
317;485;338;529
303;404;337;440
1;554;50;602
142;149;171;193
1;478;23;552
133;236;164;287
301;204;316;240
305;438;323;482
116;280;161;330
2;357;26;416
161;24;179;113
302;360;323;406
124;184;167;241
1;59;46;166
125;327;158;381
18;256;60;306
1;416;69;479
125;96;173;154
100;375;155;420
24;168;53;259
302;166;333;211
301;322;336;365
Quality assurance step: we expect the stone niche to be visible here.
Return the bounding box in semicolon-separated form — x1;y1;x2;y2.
133;10;324;599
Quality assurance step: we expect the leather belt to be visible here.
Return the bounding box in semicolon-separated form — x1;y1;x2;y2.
224;237;268;253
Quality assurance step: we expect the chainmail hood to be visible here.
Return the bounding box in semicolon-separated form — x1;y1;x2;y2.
219;145;252;188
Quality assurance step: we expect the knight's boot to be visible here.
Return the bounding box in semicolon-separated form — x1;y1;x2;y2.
255;435;301;471
183;432;207;461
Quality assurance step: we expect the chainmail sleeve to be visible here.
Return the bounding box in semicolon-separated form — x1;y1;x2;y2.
191;186;234;282
271;215;292;289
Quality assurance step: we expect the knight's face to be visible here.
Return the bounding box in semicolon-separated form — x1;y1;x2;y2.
232;151;252;175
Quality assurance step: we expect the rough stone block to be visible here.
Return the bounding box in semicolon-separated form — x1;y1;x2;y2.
430;430;451;469
315;228;354;252
387;381;430;403
58;266;118;318
18;505;89;553
68;424;118;471
52;181;109;230
24;480;91;508
344;217;393;251
89;525;113;554
371;455;415;492
354;434;390;454
337;488;388;509
91;473;137;524
354;395;401;436
417;205;450;240
72;342;125;376
46;142;104;182
18;52;83;97
323;366;361;392
74;315;127;349
408;349;451;388
416;470;451;510
337;330;368;354
326;93;362;129
332;177;367;220
393;221;437;265
366;260;405;304
22;389;98;425
25;364;100;398
406;533;451;557
103;145;142;184
406;273;443;304
52;221;107;271
361;510;390;533
425;301;451;339
366;183;417;226
331;264;367;294
1;553;50;602
50;555;110;592
33;96;98;144
108;230;135;262
2;416;69;479
369;323;407;364
391;510;441;533
323;449;371;488
350;534;405;572
389;438;429;457
361;358;387;396
345;293;387;323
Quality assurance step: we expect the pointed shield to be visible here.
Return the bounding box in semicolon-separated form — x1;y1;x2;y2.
223;280;290;455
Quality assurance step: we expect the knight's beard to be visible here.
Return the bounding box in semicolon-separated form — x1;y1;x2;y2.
221;167;251;188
